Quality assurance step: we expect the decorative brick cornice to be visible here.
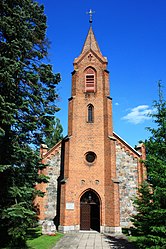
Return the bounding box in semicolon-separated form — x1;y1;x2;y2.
74;49;107;66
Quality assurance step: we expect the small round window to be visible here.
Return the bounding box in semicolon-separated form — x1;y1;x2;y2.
85;152;96;163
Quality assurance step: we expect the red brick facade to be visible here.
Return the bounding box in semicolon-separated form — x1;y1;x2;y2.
35;26;146;234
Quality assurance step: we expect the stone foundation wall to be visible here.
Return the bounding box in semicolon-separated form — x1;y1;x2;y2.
45;152;61;219
116;143;138;228
42;150;61;234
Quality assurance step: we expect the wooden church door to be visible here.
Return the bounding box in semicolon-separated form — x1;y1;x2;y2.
80;190;100;232
80;203;91;230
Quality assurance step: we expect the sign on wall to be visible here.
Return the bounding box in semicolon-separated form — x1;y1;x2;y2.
66;202;74;210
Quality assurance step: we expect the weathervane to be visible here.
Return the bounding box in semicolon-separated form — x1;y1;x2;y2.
86;9;95;24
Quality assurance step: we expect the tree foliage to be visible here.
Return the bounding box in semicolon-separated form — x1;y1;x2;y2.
44;117;63;149
132;82;166;248
0;0;61;247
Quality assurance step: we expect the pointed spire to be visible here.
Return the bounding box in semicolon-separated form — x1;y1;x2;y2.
81;26;101;54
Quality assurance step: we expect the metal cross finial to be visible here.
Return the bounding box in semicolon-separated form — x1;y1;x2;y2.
86;9;95;24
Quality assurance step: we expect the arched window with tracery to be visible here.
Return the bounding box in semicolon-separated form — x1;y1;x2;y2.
87;104;94;123
85;67;96;92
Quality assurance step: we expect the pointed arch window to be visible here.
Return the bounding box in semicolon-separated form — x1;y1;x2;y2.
85;67;96;92
87;104;94;123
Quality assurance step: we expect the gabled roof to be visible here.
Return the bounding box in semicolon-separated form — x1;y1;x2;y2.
41;139;62;160
113;132;141;157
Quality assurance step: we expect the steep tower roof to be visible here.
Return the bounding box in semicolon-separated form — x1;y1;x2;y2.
74;26;107;65
81;26;101;54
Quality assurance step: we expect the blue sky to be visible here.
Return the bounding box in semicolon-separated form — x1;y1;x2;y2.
38;0;166;147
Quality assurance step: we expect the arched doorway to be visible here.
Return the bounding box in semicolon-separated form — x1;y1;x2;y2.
80;190;100;232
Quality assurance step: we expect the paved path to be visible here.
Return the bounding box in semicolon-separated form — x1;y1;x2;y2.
52;231;136;249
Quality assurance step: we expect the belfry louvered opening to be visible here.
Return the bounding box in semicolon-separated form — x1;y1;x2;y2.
85;67;96;92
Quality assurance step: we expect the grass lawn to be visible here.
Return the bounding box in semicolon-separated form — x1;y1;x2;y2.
127;236;139;242
27;233;64;249
0;231;63;249
122;228;142;248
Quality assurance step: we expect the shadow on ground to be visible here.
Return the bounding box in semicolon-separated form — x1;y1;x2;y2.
104;234;137;249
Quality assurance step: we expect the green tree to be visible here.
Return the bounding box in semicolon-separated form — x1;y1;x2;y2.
44;117;63;149
0;0;61;247
132;82;166;248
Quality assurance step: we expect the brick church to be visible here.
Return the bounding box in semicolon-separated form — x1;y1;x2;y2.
35;23;146;234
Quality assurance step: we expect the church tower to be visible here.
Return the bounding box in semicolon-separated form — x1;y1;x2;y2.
59;24;121;233
36;16;146;235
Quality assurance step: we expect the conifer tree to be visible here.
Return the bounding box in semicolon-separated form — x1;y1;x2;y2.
0;0;61;247
132;82;166;248
44;117;63;149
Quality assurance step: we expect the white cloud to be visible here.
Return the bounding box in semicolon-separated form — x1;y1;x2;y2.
122;105;153;124
115;102;119;106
